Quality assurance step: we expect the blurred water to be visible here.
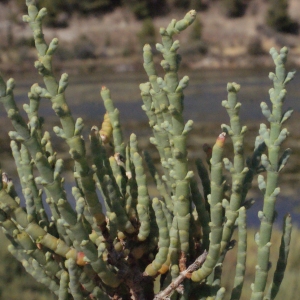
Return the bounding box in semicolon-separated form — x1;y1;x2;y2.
7;67;300;124
2;67;300;227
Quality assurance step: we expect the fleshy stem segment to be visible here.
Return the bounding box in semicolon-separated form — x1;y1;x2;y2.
250;47;295;300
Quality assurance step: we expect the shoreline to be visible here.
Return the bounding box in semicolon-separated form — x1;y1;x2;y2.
1;51;300;76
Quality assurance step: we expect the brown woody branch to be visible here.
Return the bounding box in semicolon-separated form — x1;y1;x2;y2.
154;250;208;300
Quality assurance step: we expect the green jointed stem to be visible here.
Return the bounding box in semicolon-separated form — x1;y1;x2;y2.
0;187;79;261
231;207;247;300
100;87;125;157
90;242;121;288
220;82;248;254
8;246;60;296
168;216;179;279
124;147;138;220
0;78;53;182
24;3;74;136
59;271;69;300
0;60;105;248
130;134;151;241
250;47;294;300
145;198;170;276
104;175;135;234
59;123;107;232
23;84;41;140
140;70;173;192
107;212;118;240
161;200;173;232
159;13;195;256
67;258;84;300
0;211;62;278
11;142;48;225
25;0;107;232
141;12;197;261
56;197;94;251
143;150;173;211
191;133;226;282
109;155;126;199
90;126;121;214
215;287;226;300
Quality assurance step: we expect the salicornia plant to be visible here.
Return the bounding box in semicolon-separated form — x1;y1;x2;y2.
0;1;295;299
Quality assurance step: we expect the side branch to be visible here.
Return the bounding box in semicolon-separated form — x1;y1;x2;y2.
154;251;207;299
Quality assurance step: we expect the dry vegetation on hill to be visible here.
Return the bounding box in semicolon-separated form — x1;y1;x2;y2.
0;0;299;72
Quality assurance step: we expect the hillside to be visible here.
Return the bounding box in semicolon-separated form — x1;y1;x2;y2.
0;0;300;73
